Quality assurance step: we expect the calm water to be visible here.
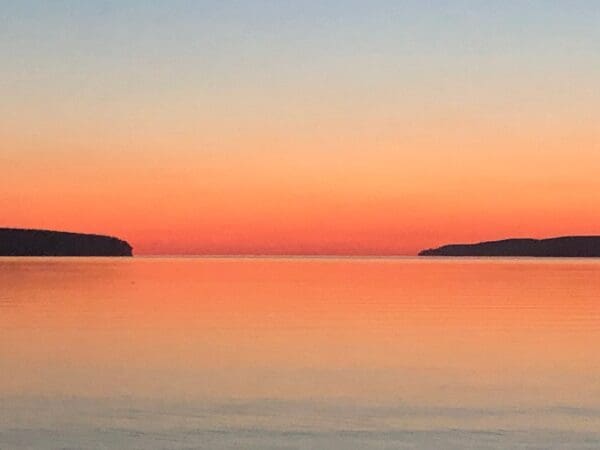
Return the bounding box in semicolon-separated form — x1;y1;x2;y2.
1;257;600;449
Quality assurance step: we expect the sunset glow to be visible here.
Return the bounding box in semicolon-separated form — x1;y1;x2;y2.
2;2;599;254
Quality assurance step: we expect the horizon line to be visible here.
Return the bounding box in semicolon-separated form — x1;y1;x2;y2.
132;254;416;258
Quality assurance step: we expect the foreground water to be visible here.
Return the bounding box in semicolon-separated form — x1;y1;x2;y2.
1;257;599;449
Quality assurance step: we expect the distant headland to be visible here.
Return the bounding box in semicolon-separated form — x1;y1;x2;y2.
0;228;133;257
419;236;600;257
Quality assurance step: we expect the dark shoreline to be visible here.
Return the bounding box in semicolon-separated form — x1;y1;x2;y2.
419;236;600;257
0;228;132;257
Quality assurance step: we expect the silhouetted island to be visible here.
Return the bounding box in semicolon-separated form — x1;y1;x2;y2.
0;228;132;256
419;236;600;257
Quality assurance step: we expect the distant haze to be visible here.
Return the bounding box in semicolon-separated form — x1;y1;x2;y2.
2;1;599;255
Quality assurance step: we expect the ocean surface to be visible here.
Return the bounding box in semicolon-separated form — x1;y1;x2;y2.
1;257;599;449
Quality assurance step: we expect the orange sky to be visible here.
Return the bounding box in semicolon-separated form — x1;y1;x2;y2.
2;2;600;255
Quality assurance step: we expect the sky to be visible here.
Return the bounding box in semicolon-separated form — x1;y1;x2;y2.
2;1;599;255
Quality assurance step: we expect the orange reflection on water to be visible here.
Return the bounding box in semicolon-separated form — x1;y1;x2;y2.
1;258;600;407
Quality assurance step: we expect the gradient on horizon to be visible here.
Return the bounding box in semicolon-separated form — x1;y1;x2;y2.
2;1;599;255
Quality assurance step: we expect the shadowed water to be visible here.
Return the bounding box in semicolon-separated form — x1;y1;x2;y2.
1;257;599;449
